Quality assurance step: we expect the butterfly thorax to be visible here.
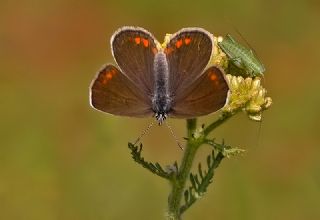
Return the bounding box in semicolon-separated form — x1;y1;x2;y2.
152;51;172;125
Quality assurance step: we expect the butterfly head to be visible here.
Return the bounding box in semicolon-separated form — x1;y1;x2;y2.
155;112;167;125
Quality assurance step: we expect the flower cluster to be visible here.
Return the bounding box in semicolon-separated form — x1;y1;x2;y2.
211;35;272;121
223;75;272;121
210;36;229;69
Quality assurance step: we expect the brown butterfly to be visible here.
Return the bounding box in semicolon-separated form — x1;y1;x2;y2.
90;27;229;125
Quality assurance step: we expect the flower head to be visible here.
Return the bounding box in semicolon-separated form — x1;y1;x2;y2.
223;75;272;121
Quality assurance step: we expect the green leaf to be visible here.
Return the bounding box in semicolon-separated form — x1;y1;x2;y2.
128;142;172;180
198;163;204;179
180;149;225;214
184;190;189;204
204;138;245;158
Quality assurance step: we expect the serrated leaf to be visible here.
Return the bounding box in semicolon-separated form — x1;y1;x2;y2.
127;142;171;180
194;175;200;188
207;155;211;167
198;163;204;179
184;190;189;203
155;162;164;172
174;161;179;172
190;174;196;189
181;149;226;214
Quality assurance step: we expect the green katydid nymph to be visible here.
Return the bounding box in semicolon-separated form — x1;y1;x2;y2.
217;34;265;77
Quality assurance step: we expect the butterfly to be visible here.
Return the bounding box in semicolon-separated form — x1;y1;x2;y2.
90;26;229;125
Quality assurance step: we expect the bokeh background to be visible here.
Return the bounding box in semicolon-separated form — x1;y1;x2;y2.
1;0;319;219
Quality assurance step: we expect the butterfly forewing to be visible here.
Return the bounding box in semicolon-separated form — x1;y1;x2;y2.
90;64;153;117
111;27;159;95
170;66;229;118
165;28;213;99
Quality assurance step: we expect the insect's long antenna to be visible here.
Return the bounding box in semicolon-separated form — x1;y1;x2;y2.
134;121;155;145
225;20;258;55
233;26;256;52
165;120;183;150
232;25;265;67
256;118;263;148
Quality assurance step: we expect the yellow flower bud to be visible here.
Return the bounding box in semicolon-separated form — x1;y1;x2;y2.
251;78;261;90
248;114;262;121
263;97;273;109
223;74;272;121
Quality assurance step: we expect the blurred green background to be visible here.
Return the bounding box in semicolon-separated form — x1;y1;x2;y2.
1;0;319;219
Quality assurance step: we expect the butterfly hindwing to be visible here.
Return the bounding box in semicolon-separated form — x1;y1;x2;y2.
90;64;153;117
170;66;229;118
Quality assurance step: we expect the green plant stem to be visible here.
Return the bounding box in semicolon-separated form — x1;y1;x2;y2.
167;112;238;219
168;119;202;219
179;150;225;214
203;112;233;137
186;118;197;137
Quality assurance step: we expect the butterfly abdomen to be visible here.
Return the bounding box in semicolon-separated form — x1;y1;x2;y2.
152;51;172;117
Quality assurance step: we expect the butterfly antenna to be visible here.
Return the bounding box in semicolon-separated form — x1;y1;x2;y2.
134;121;155;145
165;120;184;150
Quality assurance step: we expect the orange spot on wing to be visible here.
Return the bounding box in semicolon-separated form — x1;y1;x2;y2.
142;38;149;47
209;73;220;86
110;69;117;75
184;37;191;45
135;37;141;44
101;70;115;84
106;73;113;80
175;39;183;48
165;47;174;54
152;47;158;54
210;74;217;81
